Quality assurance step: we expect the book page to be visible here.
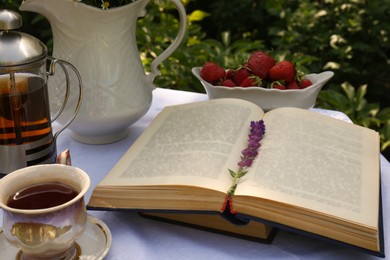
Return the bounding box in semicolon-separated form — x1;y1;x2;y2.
235;107;379;227
100;99;264;193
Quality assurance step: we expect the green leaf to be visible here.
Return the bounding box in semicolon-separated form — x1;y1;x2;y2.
356;84;367;99
228;169;236;178
318;90;349;110
382;141;390;152
237;170;248;178
377;108;390;122
355;84;368;111
188;10;210;23
341;82;356;102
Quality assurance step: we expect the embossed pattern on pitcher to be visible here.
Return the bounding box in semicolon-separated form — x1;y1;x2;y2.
20;0;187;144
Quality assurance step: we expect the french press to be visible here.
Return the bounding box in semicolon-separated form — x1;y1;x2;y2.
0;9;83;177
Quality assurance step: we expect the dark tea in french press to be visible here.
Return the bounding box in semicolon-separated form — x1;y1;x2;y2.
0;74;51;145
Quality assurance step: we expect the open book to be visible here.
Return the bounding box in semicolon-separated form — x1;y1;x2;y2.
88;98;382;256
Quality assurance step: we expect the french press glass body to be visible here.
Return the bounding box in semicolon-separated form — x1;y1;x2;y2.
0;9;82;176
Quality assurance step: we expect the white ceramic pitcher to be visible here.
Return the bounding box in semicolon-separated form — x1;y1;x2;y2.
20;0;187;144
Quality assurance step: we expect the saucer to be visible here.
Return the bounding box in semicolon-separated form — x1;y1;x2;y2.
0;214;112;259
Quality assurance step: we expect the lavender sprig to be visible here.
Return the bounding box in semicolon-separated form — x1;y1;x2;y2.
227;120;265;198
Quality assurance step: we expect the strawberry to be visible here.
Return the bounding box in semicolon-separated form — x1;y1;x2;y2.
287;81;300;89
225;69;234;79
300;79;312;89
247;51;275;80
271;82;286;90
240;76;261;87
221;79;236;87
200;62;226;83
273;84;286;90
269;61;296;83
233;66;251;85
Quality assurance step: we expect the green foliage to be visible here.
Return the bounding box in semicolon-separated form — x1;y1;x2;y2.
264;0;390;106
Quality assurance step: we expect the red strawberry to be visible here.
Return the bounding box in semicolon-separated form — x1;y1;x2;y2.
233;66;251;85
269;61;296;83
247;51;275;80
287;81;300;89
225;69;234;79
200;62;226;83
300;79;312;89
240;76;261;87
271;82;286;90
221;79;236;87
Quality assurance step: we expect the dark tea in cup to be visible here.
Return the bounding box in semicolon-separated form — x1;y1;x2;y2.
7;182;78;210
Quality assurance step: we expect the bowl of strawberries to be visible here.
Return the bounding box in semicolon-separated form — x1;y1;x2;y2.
192;50;334;111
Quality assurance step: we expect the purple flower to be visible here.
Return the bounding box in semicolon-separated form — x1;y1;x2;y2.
248;141;260;149
249;134;261;142
241;148;258;157
227;119;266;198
238;159;253;167
237;120;265;169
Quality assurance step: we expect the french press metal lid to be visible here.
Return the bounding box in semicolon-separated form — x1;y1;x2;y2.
0;9;47;71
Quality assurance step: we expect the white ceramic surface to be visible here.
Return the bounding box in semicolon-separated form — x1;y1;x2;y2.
20;0;187;144
192;67;334;111
0;215;112;260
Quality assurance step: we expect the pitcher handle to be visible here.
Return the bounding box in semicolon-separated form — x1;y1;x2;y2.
47;57;83;140
146;0;187;86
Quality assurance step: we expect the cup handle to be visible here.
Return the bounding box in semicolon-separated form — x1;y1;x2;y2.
146;0;187;87
47;57;83;140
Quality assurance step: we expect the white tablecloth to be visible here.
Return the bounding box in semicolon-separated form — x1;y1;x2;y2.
1;88;389;259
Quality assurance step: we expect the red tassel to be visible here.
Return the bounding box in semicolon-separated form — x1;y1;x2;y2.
229;198;238;214
221;195;238;214
221;195;230;212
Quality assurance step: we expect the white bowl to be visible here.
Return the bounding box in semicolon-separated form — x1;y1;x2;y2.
192;67;334;111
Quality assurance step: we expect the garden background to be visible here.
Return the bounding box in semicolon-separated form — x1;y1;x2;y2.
2;0;389;159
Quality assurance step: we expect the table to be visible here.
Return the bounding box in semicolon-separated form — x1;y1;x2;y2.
1;88;389;259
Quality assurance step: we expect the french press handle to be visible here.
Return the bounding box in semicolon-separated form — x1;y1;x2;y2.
46;57;83;140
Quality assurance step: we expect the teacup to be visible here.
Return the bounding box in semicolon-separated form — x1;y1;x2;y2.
0;164;90;259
